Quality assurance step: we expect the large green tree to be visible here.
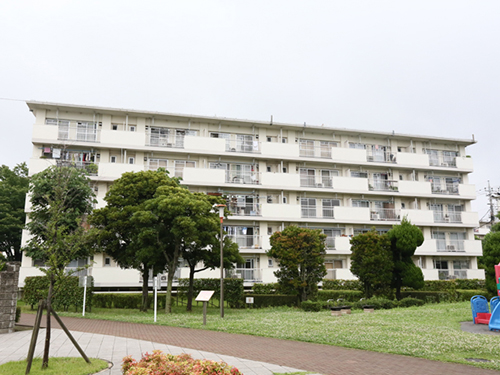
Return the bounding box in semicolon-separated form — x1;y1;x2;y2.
134;186;232;313
89;170;179;311
24;165;95;369
387;217;425;300
0;163;29;261
350;229;393;298
480;220;500;295
267;226;327;302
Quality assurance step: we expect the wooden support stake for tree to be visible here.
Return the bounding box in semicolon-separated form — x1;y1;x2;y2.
49;306;91;364
25;300;45;375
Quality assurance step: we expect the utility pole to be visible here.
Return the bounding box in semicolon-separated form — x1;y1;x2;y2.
485;180;500;225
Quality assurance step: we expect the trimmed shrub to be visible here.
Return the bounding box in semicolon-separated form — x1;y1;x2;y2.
252;283;280;294
301;300;324;312
353;297;397;310
15;307;21;323
244;294;298;308
322;279;363;291
456;289;490;302
316;290;363;302
23;276;93;311
400;290;453;303
398;297;425;308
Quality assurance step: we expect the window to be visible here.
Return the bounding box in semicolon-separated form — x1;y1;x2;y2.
267;227;273;235
282;137;287;143
322;199;340;218
148;158;168;170
301;198;316;217
349;142;366;149
283;167;287;173
268;259;273;267
267;166;271;172
76;122;97;142
128;157;135;164
129;126;136;132
351;171;368;178
282;196;287;204
174;160;195;178
352;199;369;208
110;156;117;163
267;137;272;142
112;124;118;130
104;257;111;266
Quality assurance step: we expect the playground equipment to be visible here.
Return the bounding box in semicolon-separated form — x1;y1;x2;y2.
488;264;500;331
471;295;490;324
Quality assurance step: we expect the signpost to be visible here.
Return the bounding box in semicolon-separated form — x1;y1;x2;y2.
195;290;215;325
79;275;92;317
154;275;161;323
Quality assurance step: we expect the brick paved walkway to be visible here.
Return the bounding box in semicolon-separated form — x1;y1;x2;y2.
19;314;499;375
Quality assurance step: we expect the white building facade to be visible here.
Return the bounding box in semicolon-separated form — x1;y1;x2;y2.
20;101;484;288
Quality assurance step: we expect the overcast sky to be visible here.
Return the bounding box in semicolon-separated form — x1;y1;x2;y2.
0;1;498;220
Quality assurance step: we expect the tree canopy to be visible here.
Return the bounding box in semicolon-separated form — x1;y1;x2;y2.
350;229;393;298
387;217;425;299
89;169;179;311
267;226;326;302
0;163;29;261
480;220;500;295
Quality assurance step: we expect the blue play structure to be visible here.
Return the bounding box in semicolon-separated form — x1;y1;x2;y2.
489;264;500;332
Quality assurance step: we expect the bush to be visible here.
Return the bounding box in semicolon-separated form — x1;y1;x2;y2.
353;297;397;310
400;290;454;303
244;294;298;308
23;276;93;311
252;283;280;294
322;279;363;291
456;289;490;302
316;290;363;302
397;297;425;308
122;350;242;375
301;300;324;312
178;278;244;308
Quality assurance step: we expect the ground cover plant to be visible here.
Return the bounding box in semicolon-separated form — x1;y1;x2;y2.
0;357;108;375
25;301;500;371
122;350;242;375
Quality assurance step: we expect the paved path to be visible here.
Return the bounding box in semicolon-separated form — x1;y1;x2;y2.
13;314;500;375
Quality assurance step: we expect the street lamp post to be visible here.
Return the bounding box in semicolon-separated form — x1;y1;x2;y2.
216;204;226;318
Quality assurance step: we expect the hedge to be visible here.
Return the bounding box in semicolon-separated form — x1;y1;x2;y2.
252;283;280;294
23;276;93;311
244;294;298;308
402;279;486;292
316;290;363;302
177;278;244;308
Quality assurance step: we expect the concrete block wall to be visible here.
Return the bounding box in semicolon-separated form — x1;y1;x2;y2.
0;262;20;334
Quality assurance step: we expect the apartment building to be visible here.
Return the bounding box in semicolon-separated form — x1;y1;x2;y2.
19;101;484;288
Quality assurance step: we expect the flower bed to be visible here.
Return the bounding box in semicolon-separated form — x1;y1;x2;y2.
122;351;242;375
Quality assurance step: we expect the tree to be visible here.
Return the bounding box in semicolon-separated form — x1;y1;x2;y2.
350;229;393;298
480;220;500;295
89;170;179;312
387;217;425;300
183;233;243;312
0;163;29;261
24;166;95;369
267;226;327;302
134;186;230;313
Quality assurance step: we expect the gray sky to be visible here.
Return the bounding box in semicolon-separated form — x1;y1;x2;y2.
0;1;498;220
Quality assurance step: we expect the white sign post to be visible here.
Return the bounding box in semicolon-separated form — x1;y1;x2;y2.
82;276;88;317
195;290;215;325
154;276;161;323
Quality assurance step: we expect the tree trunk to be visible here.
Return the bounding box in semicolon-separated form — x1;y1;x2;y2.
42;276;54;369
186;265;196;312
165;244;180;313
141;267;149;312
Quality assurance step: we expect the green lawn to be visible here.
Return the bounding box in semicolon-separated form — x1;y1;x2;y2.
0;357;108;375
21;302;500;371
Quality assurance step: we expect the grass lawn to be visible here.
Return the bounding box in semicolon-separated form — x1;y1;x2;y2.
0;357;108;375
20;301;500;371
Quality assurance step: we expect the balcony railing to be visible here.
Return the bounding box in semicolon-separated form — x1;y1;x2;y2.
146;133;186;148
436;240;465;252
226;235;261;249
325;237;336;249
432;211;462;223
366;150;396;163
427;152;457;167
299;143;337;158
225;171;260;185
325;269;336;279
370;208;400;221
57;123;100;143
300;177;333;188
56;160;98;176
300;205;336;219
369;180;399;192
228;203;262;216
226;139;260;153
233;268;262;282
431;183;459;195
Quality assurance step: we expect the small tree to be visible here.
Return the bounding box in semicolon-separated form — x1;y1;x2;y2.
387;217;424;300
0;163;29;261
350;229;393;298
24;166;95;369
480;220;500;295
267;226;326;302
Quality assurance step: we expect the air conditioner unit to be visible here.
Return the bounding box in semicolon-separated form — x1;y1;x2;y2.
446;245;455;251
316;183;323;188
371;212;380;220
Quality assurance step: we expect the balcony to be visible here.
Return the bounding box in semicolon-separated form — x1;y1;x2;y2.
370;208;400;221
331;147;366;163
369;179;399;192
226;235;261;249
300;205;335;219
225;171;261;185
395;152;430;168
227;202;262;217
426;151;457;168
56;121;101;143
225;139;260;153
260;142;300;158
432;211;462;224
300;176;333;189
421;268;485;281
366;150;396;164
145;131;185;148
430;182;459;195
299;141;338;159
55;160;98;176
416;239;482;255
232;268;262;282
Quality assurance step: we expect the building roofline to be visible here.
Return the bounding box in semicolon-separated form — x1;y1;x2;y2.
26;100;477;146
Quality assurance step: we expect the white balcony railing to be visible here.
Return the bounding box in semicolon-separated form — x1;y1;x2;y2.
369;180;399;192
366;150;396;163
430;182;460;195
225;171;261;185
228;203;262;216
233;268;262;282
436;240;465;252
300;176;334;189
370;208;400;221
226;235;261;249
56;122;100;143
432;211;462;223
146;132;186;148
226;139;260;153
